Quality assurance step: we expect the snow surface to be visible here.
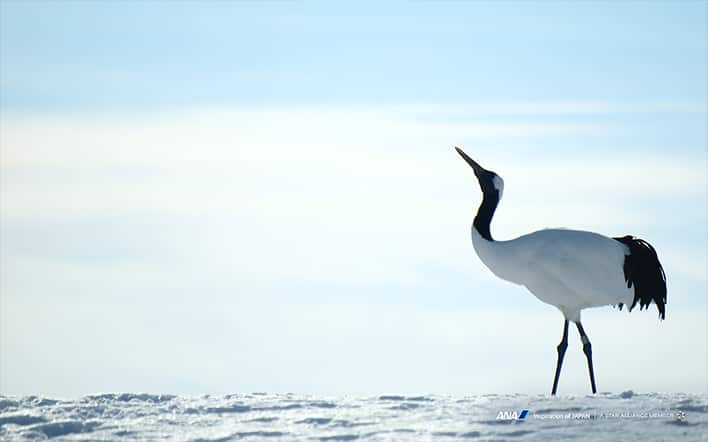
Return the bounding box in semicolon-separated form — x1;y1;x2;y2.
0;392;706;441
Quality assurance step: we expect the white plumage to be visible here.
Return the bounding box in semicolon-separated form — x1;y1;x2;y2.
472;228;633;323
455;146;667;395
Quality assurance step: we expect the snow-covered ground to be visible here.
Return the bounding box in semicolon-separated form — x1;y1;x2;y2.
0;392;705;441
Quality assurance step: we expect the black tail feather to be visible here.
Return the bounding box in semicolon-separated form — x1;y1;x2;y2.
613;235;667;320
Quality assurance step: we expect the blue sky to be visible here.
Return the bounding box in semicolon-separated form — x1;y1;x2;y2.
1;2;706;397
2;2;706;109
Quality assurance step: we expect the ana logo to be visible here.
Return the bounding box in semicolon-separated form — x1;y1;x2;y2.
496;409;529;421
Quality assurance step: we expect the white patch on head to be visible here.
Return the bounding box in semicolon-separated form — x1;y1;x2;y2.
492;175;504;199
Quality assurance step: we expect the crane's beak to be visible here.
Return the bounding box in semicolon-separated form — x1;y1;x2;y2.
454;146;485;174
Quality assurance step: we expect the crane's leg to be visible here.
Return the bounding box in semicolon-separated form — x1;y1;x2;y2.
576;322;597;394
551;320;569;395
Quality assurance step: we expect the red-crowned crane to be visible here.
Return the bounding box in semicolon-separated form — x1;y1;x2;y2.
455;147;667;395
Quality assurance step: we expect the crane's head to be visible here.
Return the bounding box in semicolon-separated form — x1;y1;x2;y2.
454;146;504;201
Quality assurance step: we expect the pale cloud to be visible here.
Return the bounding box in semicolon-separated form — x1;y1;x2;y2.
2;297;705;397
394;100;708;117
1;104;705;396
2;105;705;286
1;106;705;220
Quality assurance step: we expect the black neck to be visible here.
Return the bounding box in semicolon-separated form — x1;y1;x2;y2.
473;190;499;241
